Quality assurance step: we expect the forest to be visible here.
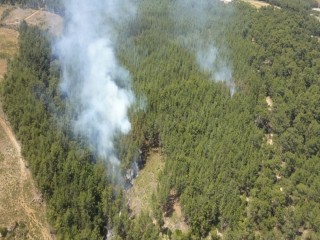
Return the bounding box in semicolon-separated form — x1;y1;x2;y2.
258;0;317;11
1;0;320;239
0;0;63;14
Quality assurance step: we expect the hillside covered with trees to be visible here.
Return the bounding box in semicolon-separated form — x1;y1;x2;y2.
0;0;63;14
1;0;320;239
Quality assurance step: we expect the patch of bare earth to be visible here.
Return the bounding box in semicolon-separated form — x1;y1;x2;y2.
0;27;19;59
0;114;53;239
2;8;35;24
265;96;274;146
0;59;7;80
126;149;190;235
241;0;280;9
1;7;63;36
127;149;164;215
163;197;190;234
22;10;63;36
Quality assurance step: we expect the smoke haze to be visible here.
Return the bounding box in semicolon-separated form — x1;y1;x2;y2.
171;0;235;94
56;0;136;167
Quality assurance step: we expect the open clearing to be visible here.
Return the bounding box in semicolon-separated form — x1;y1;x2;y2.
241;0;272;9
126;149;190;235
0;27;19;59
0;59;7;80
1;6;63;36
25;10;63;36
126;149;165;215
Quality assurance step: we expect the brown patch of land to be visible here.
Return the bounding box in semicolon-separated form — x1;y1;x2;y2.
25;10;64;36
1;6;63;36
0;5;13;18
0;114;53;239
241;0;274;9
0;27;19;59
163;200;190;234
127;149;165;215
0;59;7;80
2;8;35;24
127;149;190;235
0;25;18;81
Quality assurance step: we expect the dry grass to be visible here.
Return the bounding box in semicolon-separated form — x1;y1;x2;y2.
0;27;18;81
0;27;19;59
127;149;165;215
0;5;13;19
0;59;7;80
163;201;190;234
127;149;190;235
242;0;271;9
0;116;52;239
2;8;35;24
25;10;64;36
1;7;63;36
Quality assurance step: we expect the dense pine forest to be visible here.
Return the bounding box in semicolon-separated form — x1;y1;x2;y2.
1;0;320;239
0;0;63;14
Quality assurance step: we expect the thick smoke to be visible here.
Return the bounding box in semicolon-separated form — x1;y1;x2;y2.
56;0;136;167
172;0;235;95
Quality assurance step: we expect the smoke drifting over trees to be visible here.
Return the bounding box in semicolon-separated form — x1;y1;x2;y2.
171;0;235;94
56;0;136;168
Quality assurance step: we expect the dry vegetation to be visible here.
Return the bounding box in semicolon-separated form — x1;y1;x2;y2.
241;0;271;9
2;8;35;24
126;149;190;235
0;59;7;81
25;10;63;36
0;113;52;239
1;6;63;36
0;28;19;59
0;6;19;80
163;200;190;234
126;150;165;215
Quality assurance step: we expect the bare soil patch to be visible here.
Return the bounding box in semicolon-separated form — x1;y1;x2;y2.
0;5;13;18
23;10;63;36
242;0;271;9
127;149;190;235
0;59;7;80
2;8;35;24
0;116;52;239
1;7;63;36
163;200;190;234
266;96;273;111
0;27;19;59
127;149;164;215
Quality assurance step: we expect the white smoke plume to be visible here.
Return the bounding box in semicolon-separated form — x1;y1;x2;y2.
56;0;136;167
172;0;235;95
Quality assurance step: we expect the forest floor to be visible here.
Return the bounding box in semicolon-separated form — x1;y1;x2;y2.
126;149;190;236
0;4;60;239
